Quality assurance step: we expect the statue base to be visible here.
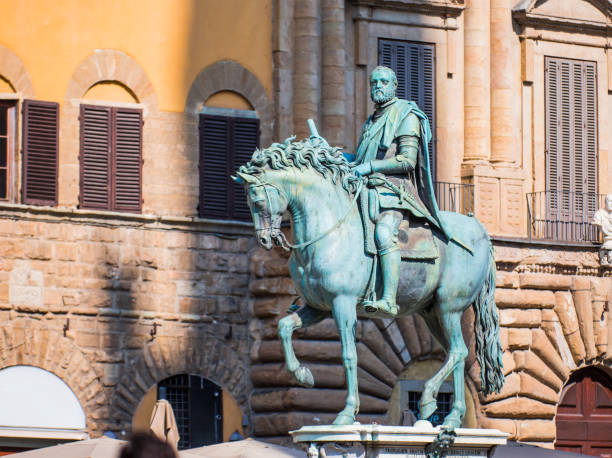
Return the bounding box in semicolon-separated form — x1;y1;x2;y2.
290;423;508;458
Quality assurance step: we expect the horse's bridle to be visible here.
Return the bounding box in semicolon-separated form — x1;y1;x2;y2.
248;177;364;251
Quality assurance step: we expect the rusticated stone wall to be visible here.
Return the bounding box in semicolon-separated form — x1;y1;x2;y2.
0;209;253;437
248;239;612;447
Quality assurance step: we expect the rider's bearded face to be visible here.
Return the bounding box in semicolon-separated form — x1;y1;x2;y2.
370;69;397;105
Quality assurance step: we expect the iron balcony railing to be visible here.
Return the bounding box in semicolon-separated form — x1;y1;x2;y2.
526;191;606;243
434;181;474;216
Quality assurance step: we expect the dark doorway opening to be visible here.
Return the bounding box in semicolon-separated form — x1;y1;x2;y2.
158;374;223;450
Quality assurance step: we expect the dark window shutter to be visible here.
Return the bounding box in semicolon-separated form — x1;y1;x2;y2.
199;114;230;218
80;105;111;209
545;57;598;222
545;58;560;215
113;108;142;212
22;100;59;205
584;62;598;214
232;117;259;220
199;114;259;220
378;39;436;179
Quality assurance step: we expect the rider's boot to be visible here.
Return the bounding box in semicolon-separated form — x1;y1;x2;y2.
366;245;400;317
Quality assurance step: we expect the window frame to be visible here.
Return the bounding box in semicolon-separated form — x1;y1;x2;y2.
79;103;143;213
198;108;260;221
0;100;16;202
543;56;599;240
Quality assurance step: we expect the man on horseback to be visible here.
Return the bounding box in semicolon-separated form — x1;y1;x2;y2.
351;65;451;317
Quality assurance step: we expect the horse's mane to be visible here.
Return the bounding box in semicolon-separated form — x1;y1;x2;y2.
238;136;361;194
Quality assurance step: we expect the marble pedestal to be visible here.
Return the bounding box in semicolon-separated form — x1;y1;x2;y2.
290;423;508;458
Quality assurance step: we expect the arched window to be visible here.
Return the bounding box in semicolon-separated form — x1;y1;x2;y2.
0;366;87;453
79;81;143;213
556;367;612;456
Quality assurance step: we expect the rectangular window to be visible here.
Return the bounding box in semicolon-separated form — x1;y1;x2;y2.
198;113;259;220
79;104;142;212
544;57;598;238
0;102;16;201
22;100;59;206
378;39;436;180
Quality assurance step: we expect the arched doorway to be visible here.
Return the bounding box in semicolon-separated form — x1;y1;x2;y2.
555;367;612;457
132;374;245;450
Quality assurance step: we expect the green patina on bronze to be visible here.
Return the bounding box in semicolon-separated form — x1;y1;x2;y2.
234;66;505;430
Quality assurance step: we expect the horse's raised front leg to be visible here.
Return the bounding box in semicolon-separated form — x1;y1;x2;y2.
278;305;328;388
332;295;359;425
419;308;468;430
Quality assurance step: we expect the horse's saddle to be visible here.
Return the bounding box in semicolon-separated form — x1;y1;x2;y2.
359;185;439;260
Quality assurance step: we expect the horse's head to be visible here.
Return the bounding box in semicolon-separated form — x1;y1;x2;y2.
233;171;289;250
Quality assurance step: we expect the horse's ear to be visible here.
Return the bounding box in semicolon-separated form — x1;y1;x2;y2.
235;171;257;185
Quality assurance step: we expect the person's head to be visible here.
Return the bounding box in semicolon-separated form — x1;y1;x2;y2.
119;432;177;458
606;194;612;212
370;66;397;105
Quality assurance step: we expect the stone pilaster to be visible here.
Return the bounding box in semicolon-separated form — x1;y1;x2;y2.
490;0;521;165
293;0;321;139
463;0;490;162
321;0;346;146
273;0;295;141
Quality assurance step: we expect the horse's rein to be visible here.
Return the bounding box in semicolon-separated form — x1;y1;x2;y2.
277;180;363;251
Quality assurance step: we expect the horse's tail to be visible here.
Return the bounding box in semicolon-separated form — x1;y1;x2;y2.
473;242;505;396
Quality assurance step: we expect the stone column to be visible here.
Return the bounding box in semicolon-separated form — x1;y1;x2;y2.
463;0;490;162
490;0;520;164
321;0;346;146
273;0;295;141
293;0;321;139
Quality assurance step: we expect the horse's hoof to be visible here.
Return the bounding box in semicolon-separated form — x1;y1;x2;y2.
332;413;355;425
441;412;462;430
364;300;397;317
419;400;437;420
294;366;314;388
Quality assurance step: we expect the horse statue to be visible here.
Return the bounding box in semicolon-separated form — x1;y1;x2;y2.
234;135;505;429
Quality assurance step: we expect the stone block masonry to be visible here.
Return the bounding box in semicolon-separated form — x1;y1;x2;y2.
0;207;253;437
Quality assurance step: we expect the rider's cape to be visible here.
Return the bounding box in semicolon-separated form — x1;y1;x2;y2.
353;98;452;242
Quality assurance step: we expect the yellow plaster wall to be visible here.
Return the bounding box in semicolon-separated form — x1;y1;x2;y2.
0;0;272;112
206;91;253;111
222;390;245;442
84;82;139;103
0;78;14;94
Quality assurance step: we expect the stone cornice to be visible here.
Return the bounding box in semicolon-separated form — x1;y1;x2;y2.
492;236;611;277
513;11;611;36
0;202;254;236
352;0;465;18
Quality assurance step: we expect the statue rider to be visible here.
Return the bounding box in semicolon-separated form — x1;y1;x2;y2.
351;66;452;317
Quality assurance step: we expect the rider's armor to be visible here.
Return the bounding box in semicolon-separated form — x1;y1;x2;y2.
353;97;450;317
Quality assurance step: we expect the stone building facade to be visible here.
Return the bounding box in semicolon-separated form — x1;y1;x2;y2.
0;0;611;455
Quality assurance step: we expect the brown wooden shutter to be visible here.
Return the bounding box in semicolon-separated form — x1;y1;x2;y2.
199;114;259;220
584;62;598;214
545;57;598;223
232;117;260;220
199;114;230;218
80;104;111;209
378;39;436;179
22;100;59;205
113;108;142;212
